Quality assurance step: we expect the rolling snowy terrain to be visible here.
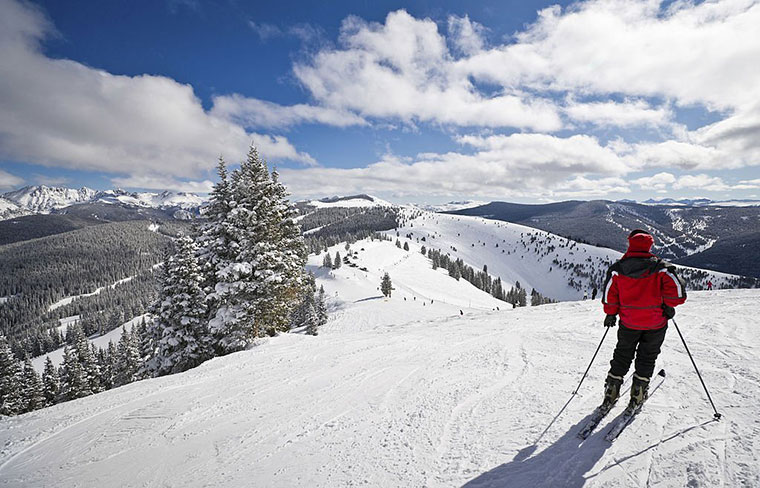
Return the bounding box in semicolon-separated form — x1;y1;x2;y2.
3;230;759;488
390;210;737;301
1;284;756;487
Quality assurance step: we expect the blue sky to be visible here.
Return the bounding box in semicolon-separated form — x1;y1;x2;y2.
0;0;759;203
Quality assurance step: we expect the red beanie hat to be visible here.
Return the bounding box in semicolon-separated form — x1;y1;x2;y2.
627;229;654;253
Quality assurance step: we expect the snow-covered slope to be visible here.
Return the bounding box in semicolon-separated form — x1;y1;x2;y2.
1;185;206;220
391;210;737;301
417;200;489;212
2;288;758;487
95;189;204;210
0;197;29;220
2;186;97;213
305;194;393;209
310;238;506;334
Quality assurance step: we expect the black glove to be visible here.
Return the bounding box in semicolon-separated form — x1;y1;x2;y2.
604;314;617;328
662;305;676;319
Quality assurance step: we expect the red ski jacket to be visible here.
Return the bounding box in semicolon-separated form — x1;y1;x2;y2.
602;232;687;330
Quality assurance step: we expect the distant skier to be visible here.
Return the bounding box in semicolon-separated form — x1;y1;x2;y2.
583;291;588;300
706;280;713;291
591;287;598;300
600;229;687;411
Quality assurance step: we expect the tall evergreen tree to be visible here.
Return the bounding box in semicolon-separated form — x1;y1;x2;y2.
312;287;328;335
69;326;102;395
41;356;59;406
152;236;212;375
59;345;89;401
205;146;307;350
381;273;393;298
98;344;115;390
333;251;341;269
0;335;23;416
21;359;46;412
322;253;333;268
114;327;142;387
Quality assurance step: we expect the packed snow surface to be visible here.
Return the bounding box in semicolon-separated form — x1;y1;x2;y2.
3;277;758;487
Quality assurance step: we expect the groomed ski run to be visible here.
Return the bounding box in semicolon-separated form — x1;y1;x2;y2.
1;259;757;487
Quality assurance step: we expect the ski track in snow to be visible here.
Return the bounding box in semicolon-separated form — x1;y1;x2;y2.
1;288;758;487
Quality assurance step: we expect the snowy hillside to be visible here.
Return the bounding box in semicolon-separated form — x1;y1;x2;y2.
1;185;206;220
303;194;392;209
0;197;28;220
2;186;97;213
2;286;757;487
95;189;205;210
390;210;738;301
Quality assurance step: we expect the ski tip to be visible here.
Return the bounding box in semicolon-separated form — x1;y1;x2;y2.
657;369;666;377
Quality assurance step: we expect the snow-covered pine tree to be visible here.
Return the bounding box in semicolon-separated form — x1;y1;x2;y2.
41;356;60;406
206;146;307;350
0;335;23;416
59;345;90;401
69;325;102;395
99;343;115;390
315;286;328;332
289;273;315;331
195;158;236;352
114;327;142;387
304;300;320;336
21;358;46;412
381;273;393;298
322;253;333;268
333;251;341;269
152;236;212;375
135;317;156;379
403;242;410;251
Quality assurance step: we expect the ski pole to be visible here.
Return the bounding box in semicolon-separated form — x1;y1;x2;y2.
573;326;610;395
671;319;722;420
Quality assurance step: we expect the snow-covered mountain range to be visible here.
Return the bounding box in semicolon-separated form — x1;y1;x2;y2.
451;200;760;278
0;185;206;220
641;197;760;207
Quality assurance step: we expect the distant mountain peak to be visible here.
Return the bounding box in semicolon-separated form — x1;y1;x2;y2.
1;184;207;220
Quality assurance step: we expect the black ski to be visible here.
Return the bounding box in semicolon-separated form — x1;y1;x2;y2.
604;402;642;442
605;369;666;442
577;403;615;440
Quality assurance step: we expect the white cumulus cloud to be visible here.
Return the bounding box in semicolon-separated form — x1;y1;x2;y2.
0;0;315;187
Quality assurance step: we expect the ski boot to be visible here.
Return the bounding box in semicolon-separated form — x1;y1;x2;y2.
626;374;650;413
602;373;624;410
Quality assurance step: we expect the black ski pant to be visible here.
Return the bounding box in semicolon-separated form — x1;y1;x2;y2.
609;324;667;380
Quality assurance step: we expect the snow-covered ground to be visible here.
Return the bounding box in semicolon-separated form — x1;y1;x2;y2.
2;288;757;487
390;211;738;301
310;239;506;334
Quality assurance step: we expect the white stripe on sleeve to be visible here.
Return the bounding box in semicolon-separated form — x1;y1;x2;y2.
660;269;683;297
604;271;618;303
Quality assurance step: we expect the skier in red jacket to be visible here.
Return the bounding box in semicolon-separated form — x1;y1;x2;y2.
601;229;687;411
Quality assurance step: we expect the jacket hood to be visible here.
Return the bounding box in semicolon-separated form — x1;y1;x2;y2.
627;230;654;254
